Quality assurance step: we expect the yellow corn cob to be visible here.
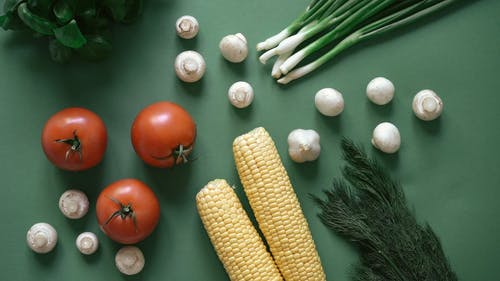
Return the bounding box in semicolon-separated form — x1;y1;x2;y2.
233;127;326;281
196;179;284;281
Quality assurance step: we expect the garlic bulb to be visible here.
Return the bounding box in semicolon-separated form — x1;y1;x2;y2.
26;223;58;254
228;81;254;108
59;189;89;219
412;89;443;121
287;129;321;163
76;232;99;255
219;33;248;63
115;246;145;275
314;88;344;116
366;77;395;105
174;50;206;83
371;122;401;154
175;15;199;39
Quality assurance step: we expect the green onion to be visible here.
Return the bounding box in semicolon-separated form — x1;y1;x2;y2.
257;0;460;84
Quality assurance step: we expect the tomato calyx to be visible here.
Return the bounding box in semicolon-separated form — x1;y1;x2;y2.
54;130;82;161
152;144;193;165
104;196;138;231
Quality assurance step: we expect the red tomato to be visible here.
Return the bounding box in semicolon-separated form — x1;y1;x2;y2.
131;101;196;168
41;107;107;171
96;179;160;244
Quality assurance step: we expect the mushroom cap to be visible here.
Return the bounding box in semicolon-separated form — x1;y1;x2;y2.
228;81;254;108
412;89;443;121
59;189;89;219
76;232;99;255
314;88;344;116
175;15;199;39
371;122;401;153
219;33;248;63
366;77;395;105
26;222;58;254
115;246;145;275
174;50;206;83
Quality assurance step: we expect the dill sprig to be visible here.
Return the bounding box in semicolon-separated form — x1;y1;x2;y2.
313;138;458;281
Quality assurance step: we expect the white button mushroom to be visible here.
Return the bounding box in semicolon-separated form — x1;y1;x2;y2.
228;81;254;108
174;50;206;83
26;223;58;254
175;15;199;39
115;246;145;275
76;232;99;255
366;77;395;105
59;189;89;219
371;122;401;154
219;33;248;63
412;89;443;121
287;129;321;163
314;88;344;116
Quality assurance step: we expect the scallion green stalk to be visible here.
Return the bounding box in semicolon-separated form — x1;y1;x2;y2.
277;0;457;84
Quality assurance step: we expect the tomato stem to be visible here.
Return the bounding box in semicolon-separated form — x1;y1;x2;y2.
105;196;138;232
55;130;82;161
173;144;192;165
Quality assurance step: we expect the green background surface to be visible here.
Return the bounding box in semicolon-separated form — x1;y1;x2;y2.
1;0;499;280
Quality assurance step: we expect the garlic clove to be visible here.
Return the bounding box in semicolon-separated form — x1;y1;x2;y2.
314;88;344;116
175;51;206;83
59;189;89;219
219;33;248;63
412;89;443;121
287;129;321;163
371;122;401;154
175;15;199;39
27;223;58;254
76;232;99;255
228;81;254;108
115;246;145;275
366;77;395;105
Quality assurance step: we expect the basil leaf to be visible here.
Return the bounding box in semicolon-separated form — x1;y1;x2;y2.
77;34;112;61
54;19;87;48
49;38;73;63
0;14;6;27
27;0;53;18
17;3;56;35
1;11;27;31
103;0;127;22
53;0;74;24
4;0;24;13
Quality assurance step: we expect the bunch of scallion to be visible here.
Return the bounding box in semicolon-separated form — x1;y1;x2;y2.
257;0;459;84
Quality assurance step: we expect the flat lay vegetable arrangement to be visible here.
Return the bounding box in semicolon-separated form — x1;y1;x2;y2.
2;0;498;280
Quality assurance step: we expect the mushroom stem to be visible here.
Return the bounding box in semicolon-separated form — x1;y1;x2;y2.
422;96;438;112
182;58;199;73
34;232;49;248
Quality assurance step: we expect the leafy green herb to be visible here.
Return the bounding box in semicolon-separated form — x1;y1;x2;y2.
4;0;24;13
0;0;143;62
53;0;74;24
17;2;56;35
49;38;73;63
77;34;112;61
54;19;86;48
313;138;458;281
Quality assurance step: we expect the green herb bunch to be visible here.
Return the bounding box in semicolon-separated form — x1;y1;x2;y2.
0;0;143;62
313;139;458;281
